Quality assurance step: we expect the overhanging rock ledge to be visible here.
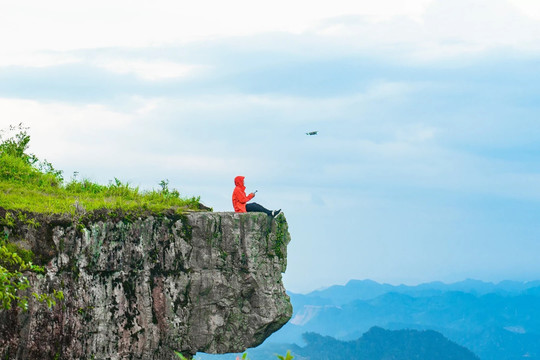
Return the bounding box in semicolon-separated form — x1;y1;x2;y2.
0;210;292;360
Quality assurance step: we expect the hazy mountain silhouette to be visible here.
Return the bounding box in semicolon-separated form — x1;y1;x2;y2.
292;327;479;360
197;327;479;360
303;279;540;305
266;279;540;360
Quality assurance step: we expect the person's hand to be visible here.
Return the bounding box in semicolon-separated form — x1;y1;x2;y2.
250;192;255;197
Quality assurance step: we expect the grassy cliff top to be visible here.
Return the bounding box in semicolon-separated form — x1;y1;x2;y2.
0;125;203;215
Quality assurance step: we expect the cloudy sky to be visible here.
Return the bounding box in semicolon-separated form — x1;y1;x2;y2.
2;0;540;293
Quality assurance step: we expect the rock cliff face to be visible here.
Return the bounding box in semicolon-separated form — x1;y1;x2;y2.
0;211;292;360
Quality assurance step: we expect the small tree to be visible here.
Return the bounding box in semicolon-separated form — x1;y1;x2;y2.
0;123;63;183
0;123;37;165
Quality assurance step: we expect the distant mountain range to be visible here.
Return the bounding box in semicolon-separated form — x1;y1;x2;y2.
197;279;540;360
197;327;478;360
300;278;540;305
283;327;479;360
270;279;540;360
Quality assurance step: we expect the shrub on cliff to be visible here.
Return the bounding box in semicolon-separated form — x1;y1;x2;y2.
0;233;64;310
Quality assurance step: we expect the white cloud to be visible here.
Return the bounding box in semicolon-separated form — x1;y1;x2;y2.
0;50;206;81
309;0;540;59
1;0;539;70
423;0;540;48
0;52;80;68
510;0;540;20
93;59;206;80
0;0;432;53
0;98;133;161
394;125;438;143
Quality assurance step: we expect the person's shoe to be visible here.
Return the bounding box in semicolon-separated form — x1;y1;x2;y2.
272;209;282;218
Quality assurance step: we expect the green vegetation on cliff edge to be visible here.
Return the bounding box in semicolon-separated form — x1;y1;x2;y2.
0;124;202;214
0;124;202;311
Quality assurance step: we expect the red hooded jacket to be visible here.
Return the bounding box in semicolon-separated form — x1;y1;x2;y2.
232;176;254;213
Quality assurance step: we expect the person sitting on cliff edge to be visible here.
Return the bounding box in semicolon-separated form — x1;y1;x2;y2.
232;175;281;218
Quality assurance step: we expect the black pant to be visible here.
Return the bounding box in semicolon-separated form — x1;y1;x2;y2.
246;202;272;216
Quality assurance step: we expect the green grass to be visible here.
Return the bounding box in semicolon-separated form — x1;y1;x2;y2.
0;178;201;214
0;126;203;215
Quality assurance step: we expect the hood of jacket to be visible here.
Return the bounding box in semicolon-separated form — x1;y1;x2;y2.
234;176;245;189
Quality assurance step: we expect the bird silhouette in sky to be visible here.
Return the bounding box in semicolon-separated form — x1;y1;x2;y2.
306;131;318;136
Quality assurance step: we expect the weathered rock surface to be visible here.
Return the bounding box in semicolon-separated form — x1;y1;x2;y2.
0;211;292;360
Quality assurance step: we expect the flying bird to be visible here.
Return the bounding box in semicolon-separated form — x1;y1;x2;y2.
306;131;318;136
